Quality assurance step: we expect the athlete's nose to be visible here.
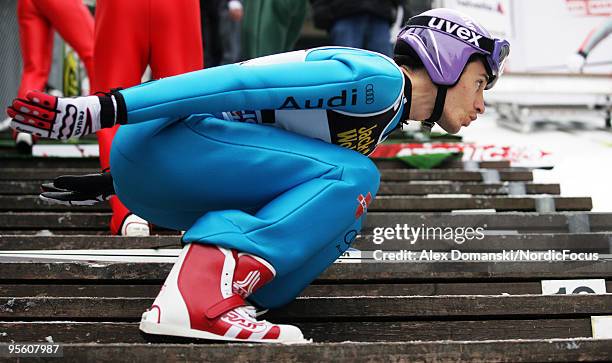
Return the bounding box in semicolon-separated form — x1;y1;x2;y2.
475;91;485;114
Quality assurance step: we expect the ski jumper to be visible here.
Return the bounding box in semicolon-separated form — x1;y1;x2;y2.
17;0;94;98
109;47;408;308
91;0;203;234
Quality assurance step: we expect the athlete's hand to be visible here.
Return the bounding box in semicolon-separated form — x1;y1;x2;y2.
6;91;107;140
40;172;115;206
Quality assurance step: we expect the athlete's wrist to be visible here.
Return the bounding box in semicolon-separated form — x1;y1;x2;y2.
96;89;128;128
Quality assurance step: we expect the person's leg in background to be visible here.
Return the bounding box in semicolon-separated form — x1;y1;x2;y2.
150;0;203;77
219;0;242;65
241;0;306;58
240;0;260;59
14;0;94;153
14;0;52;153
364;13;393;57
109;115;379;338
280;0;307;54
16;0;53;99
92;0;203;236
92;0;150;236
34;0;94;83
201;0;221;67
329;13;368;49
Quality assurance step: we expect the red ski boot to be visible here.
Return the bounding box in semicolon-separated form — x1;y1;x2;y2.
232;252;276;299
139;243;306;343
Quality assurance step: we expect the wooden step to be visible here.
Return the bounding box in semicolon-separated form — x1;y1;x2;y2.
1;233;609;252
0;320;595;343
374;159;512;170
2;212;609;233
0;195;592;212
0;212;109;231
0;180;562;196
0;168;534;182
0;259;608;281
0;155;512;170
378;182;560;196
0;336;612;363
380;169;533;182
2;281;611;298
0;156;100;169
370;196;591;212
0;168;99;180
1;295;609;320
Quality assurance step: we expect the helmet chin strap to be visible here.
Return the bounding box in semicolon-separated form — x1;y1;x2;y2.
422;86;447;131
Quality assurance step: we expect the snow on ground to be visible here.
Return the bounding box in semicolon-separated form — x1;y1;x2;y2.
451;113;612;212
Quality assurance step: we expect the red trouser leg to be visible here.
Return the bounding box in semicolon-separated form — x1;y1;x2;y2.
16;0;94;145
33;0;95;85
17;0;54;98
149;0;203;76
17;0;94;97
97;125;128;234
15;0;53;144
92;0;203;234
93;0;149;234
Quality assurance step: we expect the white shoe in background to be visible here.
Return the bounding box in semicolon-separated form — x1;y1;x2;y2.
120;214;150;237
0;116;11;132
15;132;33;154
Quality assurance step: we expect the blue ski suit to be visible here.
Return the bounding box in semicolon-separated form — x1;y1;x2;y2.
110;47;408;308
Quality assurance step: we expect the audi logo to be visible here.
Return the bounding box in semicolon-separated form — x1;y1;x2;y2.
365;84;375;104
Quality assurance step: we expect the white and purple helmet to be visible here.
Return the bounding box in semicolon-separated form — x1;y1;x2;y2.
394;8;510;125
395;8;510;90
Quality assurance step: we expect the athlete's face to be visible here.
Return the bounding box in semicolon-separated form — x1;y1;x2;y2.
437;60;487;134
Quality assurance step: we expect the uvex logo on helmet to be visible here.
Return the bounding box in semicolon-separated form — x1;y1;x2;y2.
427;17;483;48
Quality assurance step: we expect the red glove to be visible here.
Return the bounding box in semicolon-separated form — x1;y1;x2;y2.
7;90;118;139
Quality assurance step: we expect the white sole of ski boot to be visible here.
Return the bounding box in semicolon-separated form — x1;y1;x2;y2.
121;214;150;237
139;311;308;344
